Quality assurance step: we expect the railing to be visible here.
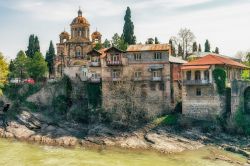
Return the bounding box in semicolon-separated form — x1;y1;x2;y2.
151;77;162;81
106;61;122;66
183;79;211;85
89;62;101;67
89;77;101;83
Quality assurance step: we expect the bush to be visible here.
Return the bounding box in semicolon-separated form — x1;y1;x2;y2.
213;68;226;95
235;106;250;135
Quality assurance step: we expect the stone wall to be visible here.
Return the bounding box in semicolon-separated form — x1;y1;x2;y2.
182;85;225;119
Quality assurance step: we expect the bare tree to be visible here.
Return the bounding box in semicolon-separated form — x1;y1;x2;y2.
177;28;195;59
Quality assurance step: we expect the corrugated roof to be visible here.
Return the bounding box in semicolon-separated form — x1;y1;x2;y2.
127;44;170;52
181;65;210;70
169;56;187;64
183;54;247;68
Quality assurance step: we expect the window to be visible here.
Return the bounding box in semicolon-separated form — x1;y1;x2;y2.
196;88;201;96
153;70;161;77
134;71;142;78
134;53;142;61
154;52;162;60
91;56;100;62
204;70;209;80
111;54;119;61
92;73;99;79
150;83;156;91
112;70;120;78
186;71;191;80
195;71;201;80
159;83;164;91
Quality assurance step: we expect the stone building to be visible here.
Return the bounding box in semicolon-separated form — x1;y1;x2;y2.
181;54;248;119
54;9;102;78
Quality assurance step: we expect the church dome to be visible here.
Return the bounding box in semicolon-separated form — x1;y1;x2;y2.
71;9;89;26
60;31;70;36
91;31;102;38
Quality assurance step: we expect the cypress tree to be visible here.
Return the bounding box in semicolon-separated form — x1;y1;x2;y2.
169;39;176;56
45;41;56;78
178;44;183;57
26;34;40;58
198;44;202;52
215;47;219;54
204;39;211;52
122;7;136;44
103;39;111;48
154;37;159;44
192;42;198;52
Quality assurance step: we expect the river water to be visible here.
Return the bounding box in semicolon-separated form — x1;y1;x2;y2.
0;138;247;166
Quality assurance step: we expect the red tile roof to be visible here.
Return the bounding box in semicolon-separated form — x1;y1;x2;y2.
181;65;210;70
183;54;247;68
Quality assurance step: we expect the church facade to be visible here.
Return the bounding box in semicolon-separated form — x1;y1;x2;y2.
54;9;102;78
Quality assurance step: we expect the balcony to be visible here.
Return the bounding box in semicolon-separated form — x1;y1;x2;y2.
151;77;162;81
106;61;122;66
183;79;211;85
133;77;143;81
89;62;101;67
89;77;101;83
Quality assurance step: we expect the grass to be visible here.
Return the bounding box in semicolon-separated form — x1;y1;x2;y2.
153;114;178;126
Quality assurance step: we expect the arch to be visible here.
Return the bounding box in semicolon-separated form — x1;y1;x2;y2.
244;86;250;113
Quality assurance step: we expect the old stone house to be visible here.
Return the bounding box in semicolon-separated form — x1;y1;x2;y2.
181;54;248;119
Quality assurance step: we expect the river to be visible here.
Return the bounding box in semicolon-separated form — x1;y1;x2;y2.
0;138;247;166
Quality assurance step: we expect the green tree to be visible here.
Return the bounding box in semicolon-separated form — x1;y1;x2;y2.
192;42;198;52
145;38;154;44
122;7;136;44
8;60;15;79
103;39;111;48
0;52;9;95
13;50;29;81
178;44;183;57
204;39;211;52
94;42;102;50
28;52;48;81
215;47;219;54
45;41;56;78
155;37;160;44
198;44;202;52
169;39;176;56
26;34;40;58
112;33;128;51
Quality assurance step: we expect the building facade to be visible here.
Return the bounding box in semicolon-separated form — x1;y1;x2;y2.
54;9;102;78
181;54;248;119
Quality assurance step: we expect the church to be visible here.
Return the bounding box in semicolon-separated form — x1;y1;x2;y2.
54;8;102;78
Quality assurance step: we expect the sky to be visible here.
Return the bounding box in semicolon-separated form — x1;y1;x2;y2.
0;0;250;60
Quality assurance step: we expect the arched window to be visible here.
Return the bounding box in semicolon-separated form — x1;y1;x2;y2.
195;71;201;80
186;71;191;80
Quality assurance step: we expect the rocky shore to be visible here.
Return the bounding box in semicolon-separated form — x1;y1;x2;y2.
0;110;250;160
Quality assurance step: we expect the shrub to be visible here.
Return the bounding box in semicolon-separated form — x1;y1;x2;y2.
213;68;226;95
235;105;250;135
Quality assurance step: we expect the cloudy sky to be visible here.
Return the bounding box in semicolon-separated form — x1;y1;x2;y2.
0;0;250;60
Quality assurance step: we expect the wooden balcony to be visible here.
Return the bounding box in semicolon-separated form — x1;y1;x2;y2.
106;61;122;66
183;79;211;85
89;77;101;83
89;62;101;67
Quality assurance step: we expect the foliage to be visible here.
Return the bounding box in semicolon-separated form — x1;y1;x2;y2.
215;47;219;54
154;37;160;44
212;68;226;95
103;39;111;48
145;38;154;44
192;42;197;52
45;41;56;77
52;95;68;114
198;44;202;52
0;52;9;86
235;103;250;135
94;42;102;50
111;33;128;51
204;39;211;52
160;115;178;126
27;52;48;81
122;7;136;44
26;34;40;58
11;50;29;80
241;70;250;80
178;44;183;57
169;39;176;56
